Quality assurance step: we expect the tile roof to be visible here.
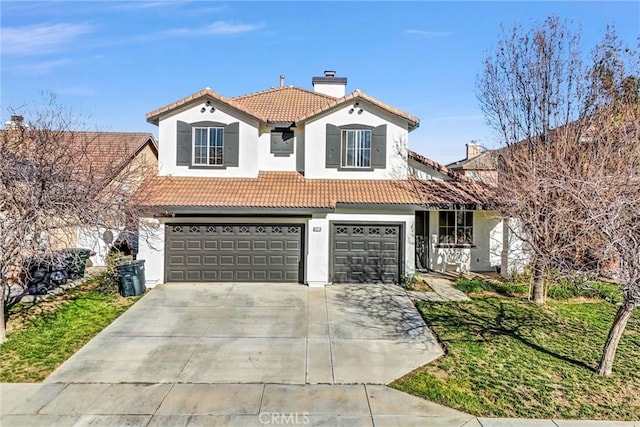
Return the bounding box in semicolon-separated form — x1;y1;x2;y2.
408;150;471;182
138;172;489;210
447;151;498;171
146;87;419;129
232;86;336;123
67;132;157;179
145;88;267;125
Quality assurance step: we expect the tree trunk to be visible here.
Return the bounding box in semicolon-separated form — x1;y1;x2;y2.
597;301;636;376
0;286;6;343
532;265;546;304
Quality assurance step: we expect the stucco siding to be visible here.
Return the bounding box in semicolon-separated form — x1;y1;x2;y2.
304;104;409;179
157;101;260;177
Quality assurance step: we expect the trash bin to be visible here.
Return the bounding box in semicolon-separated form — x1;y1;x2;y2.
115;259;146;297
64;248;92;280
24;253;68;294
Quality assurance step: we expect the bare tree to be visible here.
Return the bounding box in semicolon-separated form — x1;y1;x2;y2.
564;33;640;375
479;18;639;373
0;97;158;342
477;17;604;303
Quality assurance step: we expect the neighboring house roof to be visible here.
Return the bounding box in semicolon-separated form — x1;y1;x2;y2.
447;150;497;171
146;87;419;129
139;171;489;210
68;131;158;181
408;150;471;182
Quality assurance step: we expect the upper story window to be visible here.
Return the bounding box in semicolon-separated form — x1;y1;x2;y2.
439;211;473;245
193;127;224;166
341;129;371;168
326;124;386;171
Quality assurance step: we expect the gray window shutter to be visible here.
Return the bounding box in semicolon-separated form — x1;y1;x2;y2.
325;124;341;168
271;129;294;155
176;121;192;166
372;124;387;169
224;122;239;167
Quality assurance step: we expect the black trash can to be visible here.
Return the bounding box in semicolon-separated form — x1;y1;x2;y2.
64;248;92;280
24;253;68;294
115;260;146;297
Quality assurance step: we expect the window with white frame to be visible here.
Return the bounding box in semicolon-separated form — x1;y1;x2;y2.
341;129;371;168
439;211;473;245
193;127;224;166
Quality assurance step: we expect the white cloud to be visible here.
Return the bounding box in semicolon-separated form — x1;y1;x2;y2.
405;29;452;37
165;21;263;37
2;23;93;55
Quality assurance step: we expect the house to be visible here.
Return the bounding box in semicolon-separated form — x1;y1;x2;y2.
447;141;497;182
137;71;517;287
72;132;158;266
2;116;159;267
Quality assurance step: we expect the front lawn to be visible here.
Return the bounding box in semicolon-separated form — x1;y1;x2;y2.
392;280;640;420
0;282;138;382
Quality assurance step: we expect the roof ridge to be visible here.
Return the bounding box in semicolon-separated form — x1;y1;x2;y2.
232;85;337;101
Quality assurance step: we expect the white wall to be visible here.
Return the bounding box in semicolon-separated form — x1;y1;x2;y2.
313;83;345;97
408;159;451;181
157;100;260;178
304;104;410;179
77;227;122;267
137;218;165;287
427;210;501;273
501;218;531;276
257;124;300;172
305;210;415;286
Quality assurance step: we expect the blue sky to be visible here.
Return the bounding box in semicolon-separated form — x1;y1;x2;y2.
2;1;638;164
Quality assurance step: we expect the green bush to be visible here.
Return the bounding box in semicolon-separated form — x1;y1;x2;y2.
89;269;119;295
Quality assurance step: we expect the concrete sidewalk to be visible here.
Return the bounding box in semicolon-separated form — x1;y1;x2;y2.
2;383;636;427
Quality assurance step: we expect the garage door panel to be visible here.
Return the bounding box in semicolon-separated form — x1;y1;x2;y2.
203;255;218;265
270;241;284;250
335;242;348;251
220;240;234;250
203;270;218;281
169;255;185;266
186;255;201;266
220;255;234;265
186;240;201;250
166;223;302;283
170;240;185;250
237;240;251;250
186;271;201;281
236;270;251;281
203;240;218;250
253;241;267;250
237;255;251;265
332;223;401;284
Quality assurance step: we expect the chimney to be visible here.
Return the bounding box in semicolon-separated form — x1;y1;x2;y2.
5;115;26;130
279;75;285;88
312;70;347;97
466;141;483;160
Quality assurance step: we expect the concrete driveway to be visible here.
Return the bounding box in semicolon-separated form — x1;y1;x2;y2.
46;282;443;385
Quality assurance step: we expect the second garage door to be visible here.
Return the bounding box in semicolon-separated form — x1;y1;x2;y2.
331;223;402;284
165;224;303;282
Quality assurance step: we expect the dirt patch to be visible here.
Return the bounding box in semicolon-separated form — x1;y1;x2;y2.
413;280;434;292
